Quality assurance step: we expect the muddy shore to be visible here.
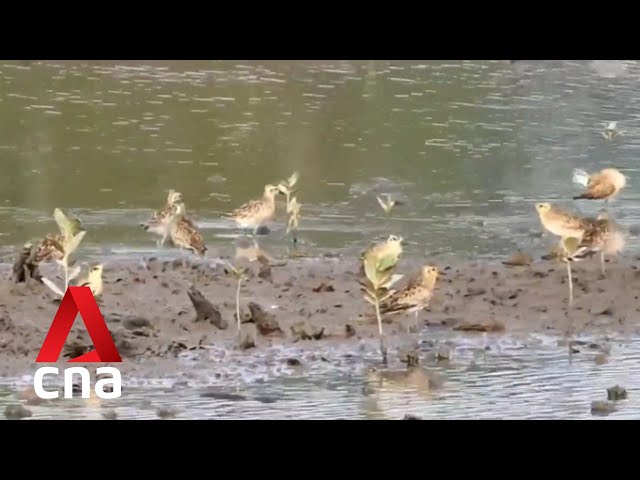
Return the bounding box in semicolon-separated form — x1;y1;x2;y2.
1;251;639;378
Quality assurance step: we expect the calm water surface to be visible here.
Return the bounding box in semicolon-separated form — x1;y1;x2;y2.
2;60;640;261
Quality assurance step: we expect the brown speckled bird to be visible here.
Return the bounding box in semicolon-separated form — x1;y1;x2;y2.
380;265;440;332
143;189;183;247
169;202;207;263
35;209;84;263
35;234;65;263
226;184;282;236
566;212;626;275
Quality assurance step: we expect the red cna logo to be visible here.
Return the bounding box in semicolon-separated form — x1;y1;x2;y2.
36;286;122;363
34;286;123;400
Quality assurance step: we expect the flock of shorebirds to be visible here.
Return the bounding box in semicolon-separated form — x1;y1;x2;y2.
140;183;286;260
27;157;629;334
355;164;629;332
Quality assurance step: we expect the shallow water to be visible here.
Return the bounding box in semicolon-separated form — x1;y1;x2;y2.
2;60;640;263
2;330;638;419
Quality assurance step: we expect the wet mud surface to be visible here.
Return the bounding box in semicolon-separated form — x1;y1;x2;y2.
1;252;639;378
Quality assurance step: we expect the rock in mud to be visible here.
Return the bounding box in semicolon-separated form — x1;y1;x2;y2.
102;409;118;420
464;287;486;297
156;407;178;419
112;329;143;358
453;318;505;332
402;414;422;420
4;404;32;419
253;395;279;404
591;400;617;416
345;324;356;338
436;345;450;361
258;264;272;281
64;341;90;360
286;358;302;367
607;385;628;401
291;321;325;341
200;390;247;401
186;286;227;329
400;351;420;367
502;252;533;267
313;282;335;293
591;305;614;316
245;302;282;336
239;331;256;350
122;317;152;330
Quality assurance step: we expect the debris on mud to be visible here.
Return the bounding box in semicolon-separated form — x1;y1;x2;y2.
502;251;533;267
156;407;178;419
590;400;617;416
200;390;247;401
187;286;227;329
464;287;486;297
102;409;118;420
4;404;32;419
454;319;505;332
345;324;356;338
291;321;325;341
238;330;256;350
402;414;422;420
607;385;628;401
313;282;335;293
286;358;302;367
400;351;420;367
244;302;282;336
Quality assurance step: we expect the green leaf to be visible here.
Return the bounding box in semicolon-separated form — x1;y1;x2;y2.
363;256;378;285
562;237;580;255
54;208;83;241
64;231;86;258
376;254;398;273
288;171;299;188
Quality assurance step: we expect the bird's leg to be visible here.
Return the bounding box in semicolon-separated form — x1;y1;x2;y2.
567;261;574;308
159;232;168;248
180;248;187;268
600;251;606;276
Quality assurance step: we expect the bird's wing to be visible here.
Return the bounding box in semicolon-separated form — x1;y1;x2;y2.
582;175;616;199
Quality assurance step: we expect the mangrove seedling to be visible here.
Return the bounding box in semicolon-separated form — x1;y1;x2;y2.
360;249;403;365
376;194;402;216
286;196;302;246
278;171;299;209
41;208;86;298
227;262;249;340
